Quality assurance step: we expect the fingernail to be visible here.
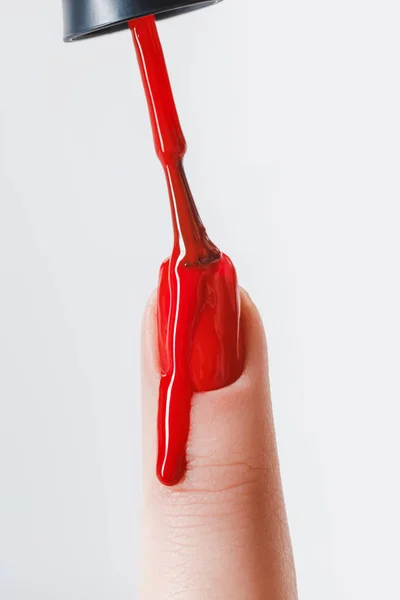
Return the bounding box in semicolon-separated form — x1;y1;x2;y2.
190;254;244;391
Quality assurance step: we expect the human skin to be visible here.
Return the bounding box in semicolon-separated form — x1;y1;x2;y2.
140;290;298;600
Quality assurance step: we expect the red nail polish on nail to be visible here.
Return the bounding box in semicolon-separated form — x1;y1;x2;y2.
157;253;244;486
131;15;244;487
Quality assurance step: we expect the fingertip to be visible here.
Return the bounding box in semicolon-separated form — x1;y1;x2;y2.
141;289;296;600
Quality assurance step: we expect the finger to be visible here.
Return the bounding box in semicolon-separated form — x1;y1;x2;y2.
141;291;297;600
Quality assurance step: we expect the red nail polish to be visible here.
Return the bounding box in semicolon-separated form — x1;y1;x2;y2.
157;254;244;485
189;254;243;392
131;16;244;487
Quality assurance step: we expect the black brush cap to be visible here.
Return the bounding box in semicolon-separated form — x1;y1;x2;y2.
62;0;223;42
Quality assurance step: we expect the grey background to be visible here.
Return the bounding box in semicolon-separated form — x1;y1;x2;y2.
1;0;400;598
